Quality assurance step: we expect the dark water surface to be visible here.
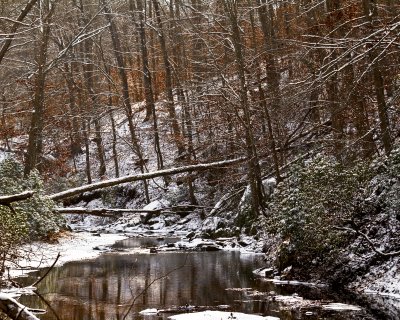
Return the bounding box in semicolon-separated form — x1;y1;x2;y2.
18;237;378;320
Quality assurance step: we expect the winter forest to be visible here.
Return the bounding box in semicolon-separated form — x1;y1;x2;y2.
0;0;400;319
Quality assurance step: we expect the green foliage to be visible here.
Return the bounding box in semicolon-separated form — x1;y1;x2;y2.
268;155;371;268
0;159;65;273
368;146;400;218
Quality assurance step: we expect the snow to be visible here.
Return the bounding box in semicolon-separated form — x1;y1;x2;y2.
364;289;400;300
143;199;171;211
7;232;127;278
267;279;326;288
139;308;159;315
168;311;279;320
322;303;362;311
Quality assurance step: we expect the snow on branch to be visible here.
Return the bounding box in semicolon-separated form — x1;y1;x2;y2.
0;293;40;320
0;0;38;65
49;157;246;201
0;191;35;206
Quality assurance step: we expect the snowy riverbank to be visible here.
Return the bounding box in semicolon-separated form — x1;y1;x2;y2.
6;232;128;279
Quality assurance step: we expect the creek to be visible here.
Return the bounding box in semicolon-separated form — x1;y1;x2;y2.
17;237;379;319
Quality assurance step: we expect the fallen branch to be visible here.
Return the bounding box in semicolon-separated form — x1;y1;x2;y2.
335;226;400;257
55;204;209;217
0;293;40;320
54;207;159;217
0;191;34;206
49;157;246;201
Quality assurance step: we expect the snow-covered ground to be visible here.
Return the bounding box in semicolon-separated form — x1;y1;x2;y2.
6;232;128;279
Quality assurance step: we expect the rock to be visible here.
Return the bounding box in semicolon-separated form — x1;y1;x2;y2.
93;245;107;251
197;244;221;251
186;231;196;240
262;268;274;277
281;265;293;280
150;247;157;253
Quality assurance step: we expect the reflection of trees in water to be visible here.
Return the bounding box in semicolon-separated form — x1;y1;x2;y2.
19;251;262;320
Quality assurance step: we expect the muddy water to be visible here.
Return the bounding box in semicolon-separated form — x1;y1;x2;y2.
18;237;376;320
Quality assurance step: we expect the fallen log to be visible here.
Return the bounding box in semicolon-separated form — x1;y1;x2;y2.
49;157;246;201
55;207;162;217
0;293;40;320
0;191;34;206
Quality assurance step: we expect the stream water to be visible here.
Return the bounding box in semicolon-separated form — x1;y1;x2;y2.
18;237;380;320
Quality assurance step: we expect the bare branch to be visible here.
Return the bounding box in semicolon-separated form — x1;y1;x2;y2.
0;0;38;65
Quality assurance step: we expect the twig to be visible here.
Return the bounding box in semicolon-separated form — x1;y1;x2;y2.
31;252;61;287
33;290;61;320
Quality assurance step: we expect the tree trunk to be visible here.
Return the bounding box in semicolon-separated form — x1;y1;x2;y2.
131;0;164;173
326;0;345;160
109;108;120;178
24;0;53;176
83;119;92;184
344;58;375;158
249;5;281;181
79;6;107;179
152;0;185;155
103;0;150;201
64;62;82;157
363;0;392;154
224;0;264;215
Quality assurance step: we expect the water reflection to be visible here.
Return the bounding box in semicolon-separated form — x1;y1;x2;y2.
18;238;375;320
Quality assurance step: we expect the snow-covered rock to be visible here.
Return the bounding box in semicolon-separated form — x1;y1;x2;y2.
140;199;171;223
